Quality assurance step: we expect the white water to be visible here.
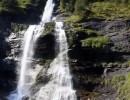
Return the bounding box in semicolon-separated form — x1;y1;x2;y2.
8;0;54;100
34;22;77;100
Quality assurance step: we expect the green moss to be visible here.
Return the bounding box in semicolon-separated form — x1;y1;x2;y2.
124;60;130;66
43;22;55;35
11;23;28;32
112;75;125;86
119;73;130;99
73;28;102;36
104;78;111;86
81;37;111;48
17;0;31;8
88;2;130;20
111;73;130;100
63;1;130;21
66;15;84;23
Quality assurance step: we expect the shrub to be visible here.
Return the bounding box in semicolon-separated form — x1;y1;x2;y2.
66;15;83;23
66;0;76;13
60;0;66;11
81;37;111;48
0;0;18;10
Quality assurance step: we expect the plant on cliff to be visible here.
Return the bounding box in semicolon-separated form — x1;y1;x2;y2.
43;22;55;35
0;0;47;12
73;28;102;36
81;37;111;48
60;0;65;11
17;0;31;8
62;0;130;21
119;72;130;99
0;0;18;11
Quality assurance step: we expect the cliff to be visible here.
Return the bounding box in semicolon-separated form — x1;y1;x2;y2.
0;0;130;100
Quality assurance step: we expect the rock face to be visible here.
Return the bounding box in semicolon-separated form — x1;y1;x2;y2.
34;22;55;59
65;19;130;100
1;1;130;100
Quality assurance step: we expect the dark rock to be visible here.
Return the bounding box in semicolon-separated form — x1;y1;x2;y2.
34;33;55;59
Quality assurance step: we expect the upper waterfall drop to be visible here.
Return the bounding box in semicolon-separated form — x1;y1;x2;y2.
8;0;55;100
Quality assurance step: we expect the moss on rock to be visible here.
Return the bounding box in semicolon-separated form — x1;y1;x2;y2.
43;22;55;35
81;37;111;48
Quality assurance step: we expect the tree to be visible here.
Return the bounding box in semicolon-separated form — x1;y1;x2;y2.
1;0;18;9
67;0;76;12
60;0;65;11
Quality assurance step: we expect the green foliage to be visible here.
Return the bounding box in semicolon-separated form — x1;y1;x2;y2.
89;2;130;20
111;72;130;100
60;0;65;11
61;0;130;21
124;60;130;66
65;0;76;12
74;28;102;36
120;73;130;96
11;23;28;33
0;0;18;11
81;37;111;48
66;15;83;23
43;22;55;35
112;75;125;86
0;0;38;12
17;0;31;8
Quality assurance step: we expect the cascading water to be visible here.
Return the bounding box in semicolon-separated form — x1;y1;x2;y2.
8;0;54;99
34;22;77;100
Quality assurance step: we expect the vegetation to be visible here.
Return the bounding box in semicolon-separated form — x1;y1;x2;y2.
89;2;130;20
43;22;55;35
11;23;28;32
60;0;65;11
0;0;18;11
119;72;130;99
81;37;111;48
73;28;102;36
0;0;47;12
60;0;130;21
110;73;130;100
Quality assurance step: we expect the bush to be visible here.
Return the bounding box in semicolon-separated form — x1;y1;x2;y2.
0;0;18;10
81;37;111;48
73;28;102;36
66;15;83;23
66;0;76;13
60;0;66;11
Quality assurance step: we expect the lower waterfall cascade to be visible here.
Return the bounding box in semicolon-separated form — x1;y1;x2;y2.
33;22;77;100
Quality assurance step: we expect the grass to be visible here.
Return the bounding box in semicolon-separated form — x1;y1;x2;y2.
73;27;102;37
17;0;31;8
65;1;130;22
111;73;130;100
0;0;31;12
43;22;55;35
119;72;130;99
88;2;130;20
81;37;111;48
66;15;84;23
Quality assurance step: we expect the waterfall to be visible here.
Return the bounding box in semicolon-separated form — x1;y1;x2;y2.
8;0;54;100
34;22;77;100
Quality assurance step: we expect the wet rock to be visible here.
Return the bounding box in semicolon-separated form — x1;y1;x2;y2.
34;23;55;59
22;96;29;100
